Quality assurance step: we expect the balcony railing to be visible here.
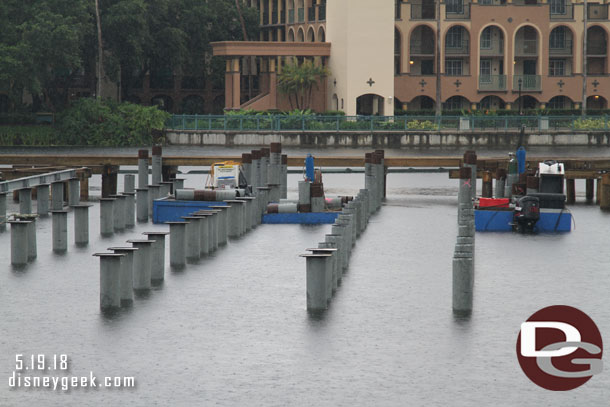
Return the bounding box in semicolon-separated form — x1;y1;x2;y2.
288;9;294;23
513;75;541;91
515;39;538;56
550;3;574;18
298;7;305;22
445;40;469;55
587;42;607;55
410;41;435;55
446;4;470;19
588;3;608;19
410;2;435;19
480;39;504;56
478;75;506;91
308;6;315;21
549;39;573;55
272;11;278;24
318;4;326;20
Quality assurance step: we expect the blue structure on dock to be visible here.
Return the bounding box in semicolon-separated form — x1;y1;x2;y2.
474;209;572;232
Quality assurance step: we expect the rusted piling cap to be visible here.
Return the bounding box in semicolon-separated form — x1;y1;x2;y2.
526;176;539;189
372;152;383;165
241;153;252;164
281;154;288;165
193;190;218;201
310;183;324;198
152;145;162;156
365;153;373;163
270;142;282;153
138;149;149;159
261;148;270;157
251;150;261;159
341;196;353;204
463;151;477;164
374;150;385;158
459;167;472;179
496;168;507;180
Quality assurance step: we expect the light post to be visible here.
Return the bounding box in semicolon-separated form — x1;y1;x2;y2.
518;77;523;115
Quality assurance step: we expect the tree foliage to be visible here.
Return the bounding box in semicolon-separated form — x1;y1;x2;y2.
278;58;329;110
0;0;260;112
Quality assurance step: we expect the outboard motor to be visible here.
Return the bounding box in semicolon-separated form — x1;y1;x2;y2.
513;196;540;233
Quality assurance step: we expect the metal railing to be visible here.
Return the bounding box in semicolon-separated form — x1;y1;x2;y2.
298;7;305;22
167;114;610;132
587;41;607;55
410;2;436;19
513;75;541;91
446;4;471;19
515;39;538;56
550;3;574;18
549;39;573;55
478;75;506;91
410;41;435;55
588;3;608;19
479;39;504;56
445;40;469;55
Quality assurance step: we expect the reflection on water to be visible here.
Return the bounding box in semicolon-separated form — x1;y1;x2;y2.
1;163;609;406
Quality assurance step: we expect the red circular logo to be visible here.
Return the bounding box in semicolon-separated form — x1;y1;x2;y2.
516;305;603;391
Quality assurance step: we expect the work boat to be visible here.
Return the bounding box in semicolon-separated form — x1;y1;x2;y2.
474;156;572;233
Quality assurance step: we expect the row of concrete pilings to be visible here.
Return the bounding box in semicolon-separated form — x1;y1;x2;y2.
301;150;386;312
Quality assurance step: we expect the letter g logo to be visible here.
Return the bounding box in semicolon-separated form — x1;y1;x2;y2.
516;306;603;391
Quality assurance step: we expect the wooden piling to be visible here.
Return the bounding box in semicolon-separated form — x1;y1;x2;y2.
600;174;610;210
566;179;576;204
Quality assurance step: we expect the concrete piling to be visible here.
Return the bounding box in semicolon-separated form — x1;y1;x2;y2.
148;184;161;219
0;192;7;232
142;232;169;284
152;146;162;185
251;150;261;193
37;184;50;216
298;181;311;212
301;254;332;311
108;247;138;306
193;213;210;256
99;198;115;237
136;188;149;222
182;217;201;262
138;149;149;189
51;210;68;253
94;253;124;310
236;197;255;231
209;206;229;245
365;153;377;214
10;220;30;267
452;244;474;314
128;240;154;291
166;222;188;269
159;182;172;198
122;192;136;228
68;178;80;206
463;151;477;200
260;148;269;186
172;178;185;193
225;200;246;238
495;169;506;199
124;174;136;193
310;183;325;212
325;235;342;287
51;182;64;211
331;223;348;272
242;153;252;186
25;218;37;261
72;204;92;246
109;194;126;232
19;188;33;215
307;248;338;302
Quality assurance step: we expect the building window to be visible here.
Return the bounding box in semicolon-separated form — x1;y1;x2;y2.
446;0;464;13
548;96;568;109
445;59;463;75
481;27;492;49
446;27;463;48
550;27;566;49
480;59;491;81
549;59;565;76
395;0;401;19
550;0;566;14
444;96;464;110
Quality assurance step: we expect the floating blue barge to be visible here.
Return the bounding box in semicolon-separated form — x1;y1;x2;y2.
475;209;572;232
153;198;338;225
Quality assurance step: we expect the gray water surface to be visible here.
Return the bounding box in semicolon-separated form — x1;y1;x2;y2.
1;154;610;406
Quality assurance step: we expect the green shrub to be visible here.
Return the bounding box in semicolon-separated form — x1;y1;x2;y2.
407;120;436;130
573;118;606;130
0;126;58;146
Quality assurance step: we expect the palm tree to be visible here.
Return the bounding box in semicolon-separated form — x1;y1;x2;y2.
278;58;329;109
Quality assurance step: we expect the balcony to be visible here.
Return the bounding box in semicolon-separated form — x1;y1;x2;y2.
410;2;435;19
298;7;305;22
513;75;541;91
550;3;574;19
587;42;607;56
308;6;315;21
319;4;326;20
588;3;608;20
549;40;573;55
478;75;506;91
515;40;538;56
480;39;504;56
446;4;470;19
410;41;435;55
445;40;469;55
289;9;294;23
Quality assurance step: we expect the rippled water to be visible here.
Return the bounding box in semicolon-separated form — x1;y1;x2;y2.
1;148;610;406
